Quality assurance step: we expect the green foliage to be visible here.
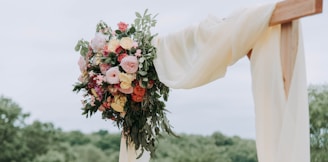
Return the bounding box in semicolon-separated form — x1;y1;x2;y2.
73;144;110;162
308;84;328;161
61;130;91;146
3;84;328;161
0;96;58;162
74;39;89;56
150;133;257;162
93;131;121;151
0;95;258;162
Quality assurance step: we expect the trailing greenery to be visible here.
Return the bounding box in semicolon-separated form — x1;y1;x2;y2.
73;10;173;158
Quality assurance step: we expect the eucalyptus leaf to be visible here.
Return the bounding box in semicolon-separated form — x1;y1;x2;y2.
138;70;147;76
135;12;142;18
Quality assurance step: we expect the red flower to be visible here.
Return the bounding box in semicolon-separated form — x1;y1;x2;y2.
133;83;146;96
118;53;128;62
117;22;128;32
115;46;125;54
132;94;143;102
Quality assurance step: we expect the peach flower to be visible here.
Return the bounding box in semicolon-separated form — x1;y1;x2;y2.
118;87;133;94
119;73;136;88
120;56;139;73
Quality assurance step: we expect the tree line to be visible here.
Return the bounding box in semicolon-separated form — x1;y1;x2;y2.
0;84;327;162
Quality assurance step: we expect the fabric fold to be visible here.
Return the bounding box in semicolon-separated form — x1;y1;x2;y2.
250;23;310;162
119;135;150;162
121;2;310;162
153;4;276;89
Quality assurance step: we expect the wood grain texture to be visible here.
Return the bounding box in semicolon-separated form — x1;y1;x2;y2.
280;21;299;97
270;0;323;26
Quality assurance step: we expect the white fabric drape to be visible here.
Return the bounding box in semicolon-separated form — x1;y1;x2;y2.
119;3;310;162
119;136;150;162
154;2;310;162
250;23;310;162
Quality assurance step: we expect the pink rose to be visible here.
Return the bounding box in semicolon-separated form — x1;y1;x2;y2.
78;56;87;72
100;63;110;74
90;32;107;52
105;67;120;84
120;56;139;73
117;22;128;32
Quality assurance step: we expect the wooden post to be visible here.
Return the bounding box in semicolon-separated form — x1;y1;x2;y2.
248;0;323;98
280;21;299;97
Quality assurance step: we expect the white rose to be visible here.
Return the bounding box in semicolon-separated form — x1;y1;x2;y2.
108;39;120;52
90;32;107;52
120;37;133;50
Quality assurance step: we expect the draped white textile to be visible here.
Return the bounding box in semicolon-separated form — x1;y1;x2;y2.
119;3;310;162
119;136;150;162
251;24;310;161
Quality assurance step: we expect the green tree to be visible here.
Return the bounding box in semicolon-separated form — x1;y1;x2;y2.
151;132;257;162
0;96;59;162
61;130;91;146
93;131;121;151
0;96;30;162
73;144;109;162
308;84;328;161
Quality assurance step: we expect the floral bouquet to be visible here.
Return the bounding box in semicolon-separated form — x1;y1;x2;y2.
73;10;175;157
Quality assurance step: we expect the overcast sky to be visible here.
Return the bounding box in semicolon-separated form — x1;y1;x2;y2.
0;0;327;139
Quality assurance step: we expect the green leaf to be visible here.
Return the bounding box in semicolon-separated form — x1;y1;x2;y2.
135;12;142;18
138;71;147;76
139;57;145;63
134;19;140;26
115;30;122;34
128;26;136;35
74;42;81;52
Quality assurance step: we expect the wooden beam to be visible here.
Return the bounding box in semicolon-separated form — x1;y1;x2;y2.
280;21;299;97
270;0;323;26
246;0;323;97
